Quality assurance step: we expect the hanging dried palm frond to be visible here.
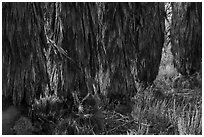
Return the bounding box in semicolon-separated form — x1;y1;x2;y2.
101;3;165;97
170;2;202;76
2;3;48;106
60;3;102;100
135;2;165;85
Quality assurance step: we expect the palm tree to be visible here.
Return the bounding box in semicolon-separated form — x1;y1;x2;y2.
170;2;202;76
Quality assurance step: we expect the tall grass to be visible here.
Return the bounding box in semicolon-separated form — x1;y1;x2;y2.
130;89;202;135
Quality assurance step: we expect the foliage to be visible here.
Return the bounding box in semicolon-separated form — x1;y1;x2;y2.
177;104;202;135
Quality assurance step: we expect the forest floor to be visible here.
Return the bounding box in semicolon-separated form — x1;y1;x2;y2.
101;71;202;135
10;68;201;135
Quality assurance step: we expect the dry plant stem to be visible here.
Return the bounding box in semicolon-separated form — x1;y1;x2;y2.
104;112;151;134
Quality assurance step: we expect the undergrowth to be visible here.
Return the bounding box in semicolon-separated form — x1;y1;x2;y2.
10;43;202;135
